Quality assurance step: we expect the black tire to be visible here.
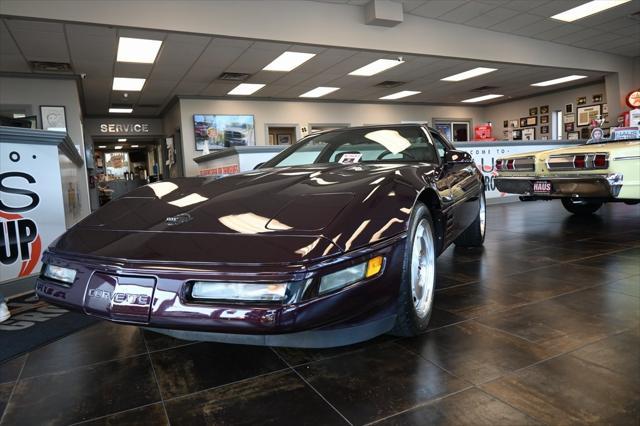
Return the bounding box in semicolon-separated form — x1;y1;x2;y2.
391;202;436;337
561;198;603;215
454;191;486;247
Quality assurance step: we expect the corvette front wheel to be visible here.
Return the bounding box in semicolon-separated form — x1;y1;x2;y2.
392;202;436;337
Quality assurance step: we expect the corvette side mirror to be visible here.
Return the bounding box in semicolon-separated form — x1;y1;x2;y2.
445;149;472;164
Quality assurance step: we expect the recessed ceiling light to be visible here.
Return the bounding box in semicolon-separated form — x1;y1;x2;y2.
461;94;504;103
263;51;316;72
131;145;139;148
113;77;146;91
349;59;404;77
379;90;421;100
441;67;498;82
118;138;127;142
114;145;123;149
228;83;266;95
109;107;133;114
299;87;340;98
551;0;631;22
531;75;587;87
98;145;107;148
117;37;162;63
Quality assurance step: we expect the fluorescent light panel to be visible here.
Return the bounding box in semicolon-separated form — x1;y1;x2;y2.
349;59;404;76
461;94;503;103
131;145;139;148
113;77;146;91
117;37;162;63
228;83;265;95
441;67;498;82
263;51;316;72
531;75;587;87
114;145;123;149
98;145;107;148
299;87;340;98
118;138;127;142
109;107;133;113
551;0;631;22
379;90;421;100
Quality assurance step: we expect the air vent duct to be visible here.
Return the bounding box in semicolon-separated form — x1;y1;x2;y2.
471;85;500;92
375;80;406;88
218;72;251;81
30;61;73;73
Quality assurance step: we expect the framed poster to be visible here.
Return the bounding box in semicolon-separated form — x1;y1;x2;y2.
503;120;508;128
564;122;575;132
602;103;608;114
540;105;549;114
526;116;537;126
529;107;538;116
540;115;549;124
567;132;579;140
540;125;549;134
277;134;292;145
509;119;518;128
193;114;256;151
580;127;591;139
40;105;67;132
577;96;587;106
577;105;601;126
592;94;603;103
522;128;535;141
512;129;522;140
563;114;575;124
565;103;574;114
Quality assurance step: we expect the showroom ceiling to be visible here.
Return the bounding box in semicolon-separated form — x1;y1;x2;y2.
0;3;632;117
311;0;640;57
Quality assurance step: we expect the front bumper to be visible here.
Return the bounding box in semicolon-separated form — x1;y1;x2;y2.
494;174;623;199
35;236;405;348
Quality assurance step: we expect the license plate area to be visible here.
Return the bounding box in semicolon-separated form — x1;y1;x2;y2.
84;273;155;323
532;180;552;194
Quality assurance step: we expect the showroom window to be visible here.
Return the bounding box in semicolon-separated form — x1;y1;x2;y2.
433;120;470;142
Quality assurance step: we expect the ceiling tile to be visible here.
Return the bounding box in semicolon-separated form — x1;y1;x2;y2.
437;1;497;24
409;0;469;19
488;13;544;32
464;7;521;28
6;19;69;62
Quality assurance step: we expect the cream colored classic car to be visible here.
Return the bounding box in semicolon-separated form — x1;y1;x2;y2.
495;129;640;215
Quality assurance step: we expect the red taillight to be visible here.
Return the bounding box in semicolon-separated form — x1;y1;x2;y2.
574;155;586;168
593;154;607;168
507;159;515;170
496;159;503;170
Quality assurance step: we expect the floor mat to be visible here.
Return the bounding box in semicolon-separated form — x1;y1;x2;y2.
0;292;98;363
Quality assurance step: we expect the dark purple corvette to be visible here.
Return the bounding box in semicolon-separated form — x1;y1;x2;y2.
36;125;485;347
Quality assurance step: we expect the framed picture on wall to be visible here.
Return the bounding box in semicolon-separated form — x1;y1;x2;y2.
540;105;549;114
277;134;292;145
577;96;587;106
525;116;537;126
509;119;518;128
522;128;535;141
540;115;549;124
564;122;575;132
593;94;603;103
540;125;549;134
564;114;575;124
567;132;579;140
565;103;574;114
603;103;608;114
40;105;67;132
503;120;508;128
577;104;601;126
193;114;256;151
529;107;538;116
512;129;522;140
581;127;591;139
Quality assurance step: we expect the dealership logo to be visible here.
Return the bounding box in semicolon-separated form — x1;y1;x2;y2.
165;212;193;226
1;171;42;277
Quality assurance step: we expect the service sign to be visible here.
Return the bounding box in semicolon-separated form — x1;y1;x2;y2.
1;143;66;282
459;143;576;199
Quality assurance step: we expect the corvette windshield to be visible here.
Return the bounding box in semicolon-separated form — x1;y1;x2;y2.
262;126;438;168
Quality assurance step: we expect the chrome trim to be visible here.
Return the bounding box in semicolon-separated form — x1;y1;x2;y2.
513;156;535;171
612;156;640;161
546;152;609;170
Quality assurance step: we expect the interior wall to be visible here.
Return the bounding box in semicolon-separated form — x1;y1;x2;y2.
483;82;607;140
162;101;182;178
177;98;483;177
0;76;91;224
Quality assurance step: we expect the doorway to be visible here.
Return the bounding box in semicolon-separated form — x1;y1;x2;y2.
267;125;297;145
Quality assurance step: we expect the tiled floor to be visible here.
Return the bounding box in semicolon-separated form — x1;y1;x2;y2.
1;200;639;425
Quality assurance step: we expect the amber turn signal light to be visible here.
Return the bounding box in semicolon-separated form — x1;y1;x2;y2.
366;256;384;278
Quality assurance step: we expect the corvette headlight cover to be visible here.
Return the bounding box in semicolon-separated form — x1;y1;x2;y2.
319;256;384;295
191;282;288;302
43;264;77;285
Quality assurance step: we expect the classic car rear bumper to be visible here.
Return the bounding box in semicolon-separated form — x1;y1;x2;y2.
495;174;623;198
35;236;406;348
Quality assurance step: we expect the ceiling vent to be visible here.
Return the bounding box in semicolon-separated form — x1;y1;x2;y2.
217;72;251;81
471;85;500;92
375;80;406;88
30;61;73;73
137;104;161;108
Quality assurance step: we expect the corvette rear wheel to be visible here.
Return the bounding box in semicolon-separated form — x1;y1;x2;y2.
561;198;603;215
454;191;486;247
392;202;435;337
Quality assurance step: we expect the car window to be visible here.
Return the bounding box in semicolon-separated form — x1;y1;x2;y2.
429;130;449;161
263;127;439;168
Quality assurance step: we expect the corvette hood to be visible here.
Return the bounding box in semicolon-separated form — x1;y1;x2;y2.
53;163;418;263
